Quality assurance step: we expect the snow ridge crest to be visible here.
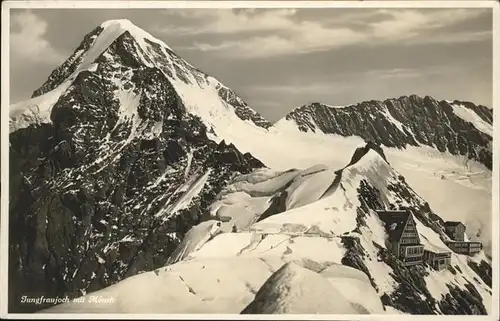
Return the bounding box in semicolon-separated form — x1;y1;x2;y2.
99;19;173;51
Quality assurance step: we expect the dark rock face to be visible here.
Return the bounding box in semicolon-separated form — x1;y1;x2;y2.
467;259;492;288
9;27;265;313
340;236;378;291
257;191;289;222
211;140;265;169
438;283;488;314
346;142;388;168
379;250;436;314
216;84;273;129
284;95;493;169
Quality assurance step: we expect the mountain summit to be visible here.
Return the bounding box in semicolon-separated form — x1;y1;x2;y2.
9;19;270;312
10;19;272;134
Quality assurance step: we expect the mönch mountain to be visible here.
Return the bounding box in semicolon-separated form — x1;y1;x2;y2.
8;19;493;315
9;19;269;313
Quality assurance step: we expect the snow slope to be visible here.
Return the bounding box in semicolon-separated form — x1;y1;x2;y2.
154;170;212;220
41;145;492;315
241;262;368;314
42;257;380;314
451;103;493;136
9;85;69;132
166;220;222;265
272;118;493;256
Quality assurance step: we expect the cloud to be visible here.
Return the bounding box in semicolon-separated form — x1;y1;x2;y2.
371;9;484;37
248;82;348;96
363;65;462;80
182;30;362;58
10;10;65;65
159;8;491;59
365;68;424;80
158;8;297;36
369;9;490;44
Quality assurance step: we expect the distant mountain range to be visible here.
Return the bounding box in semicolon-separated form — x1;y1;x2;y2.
279;97;492;169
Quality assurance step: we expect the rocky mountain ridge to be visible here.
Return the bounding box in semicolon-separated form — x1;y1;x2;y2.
280;95;493;169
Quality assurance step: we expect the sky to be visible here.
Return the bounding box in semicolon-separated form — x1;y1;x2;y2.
9;7;493;122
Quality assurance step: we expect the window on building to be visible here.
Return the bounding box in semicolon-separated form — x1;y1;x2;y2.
402;238;415;244
406;246;423;256
405;255;422;263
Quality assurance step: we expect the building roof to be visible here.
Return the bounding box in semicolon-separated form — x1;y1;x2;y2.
423;243;450;254
444;221;465;227
377;210;411;243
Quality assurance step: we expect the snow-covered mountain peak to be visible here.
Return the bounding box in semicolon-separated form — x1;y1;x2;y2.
99;18;174;53
9;20;275;312
100;19;161;39
10;19;273;135
100;18;134;28
98;20;170;60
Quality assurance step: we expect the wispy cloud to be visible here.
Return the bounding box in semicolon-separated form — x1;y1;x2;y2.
248;82;348;96
364;68;424;80
156;8;491;59
158;8;298;35
364;66;458;80
10;10;65;65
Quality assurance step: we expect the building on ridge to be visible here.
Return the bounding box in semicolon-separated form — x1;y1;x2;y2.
443;221;466;242
443;221;482;256
377;210;424;267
